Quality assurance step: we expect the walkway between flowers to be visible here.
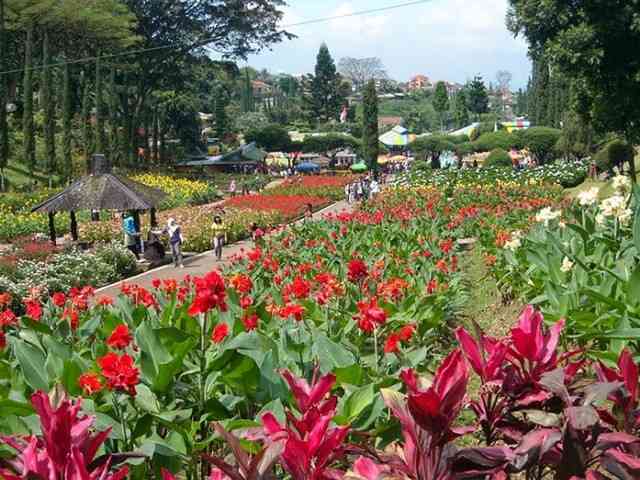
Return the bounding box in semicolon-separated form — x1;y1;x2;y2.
96;200;355;299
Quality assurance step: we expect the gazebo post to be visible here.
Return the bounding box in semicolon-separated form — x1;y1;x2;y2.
69;211;79;241
150;208;157;228
48;212;56;245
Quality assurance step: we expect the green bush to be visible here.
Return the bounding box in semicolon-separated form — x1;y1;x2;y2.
594;139;634;173
485;148;512;168
455;142;474;157
521;127;562;164
473;131;517;152
446;134;470;144
94;241;139;278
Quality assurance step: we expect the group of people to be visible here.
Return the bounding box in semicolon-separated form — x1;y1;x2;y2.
510;148;537;170
344;175;381;203
121;209;268;270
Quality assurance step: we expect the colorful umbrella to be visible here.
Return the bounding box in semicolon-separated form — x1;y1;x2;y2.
351;162;368;172
379;125;412;147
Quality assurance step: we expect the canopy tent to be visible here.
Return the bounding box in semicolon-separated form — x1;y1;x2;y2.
379;125;415;147
295;161;320;173
32;155;166;244
351;162;368;172
178;142;266;167
449;122;480;137
501;120;531;133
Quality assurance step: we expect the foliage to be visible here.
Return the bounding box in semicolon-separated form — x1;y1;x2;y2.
521;126;562;164
466;75;489;119
245;124;292;152
301;134;360;163
432;81;449;130
473;131;520;152
361;80;379;172
594;139;634;174
337;57;387;92
264;175;357;201
453;90;470;129
305;43;344;123
485;148;512;168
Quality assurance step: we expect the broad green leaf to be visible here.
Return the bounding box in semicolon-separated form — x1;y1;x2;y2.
61;359;83;396
312;333;356;372
11;338;49;391
627;266;640;305
0;400;34;418
343;384;375;421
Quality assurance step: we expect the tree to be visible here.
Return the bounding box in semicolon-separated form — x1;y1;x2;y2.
42;30;56;183
530;57;550;126
0;0;8;190
307;43;344;123
361;79;379;172
61;63;72;182
22;23;35;173
245;124;291;152
214;87;228;140
94;56;106;155
432;81;449;131
453;90;470;128
508;0;640;180
467;76;489;120
81;74;92;171
337;57;387;92
301;133;360;167
240;69;255;113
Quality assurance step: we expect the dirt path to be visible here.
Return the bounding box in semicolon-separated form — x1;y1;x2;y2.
96;200;355;298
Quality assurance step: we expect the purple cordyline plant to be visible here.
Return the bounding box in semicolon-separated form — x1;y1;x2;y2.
0;390;130;480
260;368;351;480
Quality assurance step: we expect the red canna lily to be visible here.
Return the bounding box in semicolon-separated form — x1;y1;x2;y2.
211;323;230;344
0;391;129;480
106;324;132;350
97;352;139;396
51;292;66;307
354;297;387;333
188;271;228;316
24;299;42;321
78;372;103;396
347;259;368;283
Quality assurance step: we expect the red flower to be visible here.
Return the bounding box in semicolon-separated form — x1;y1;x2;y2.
347;259;368;283
240;296;253;309
230;273;253;294
0;331;5;349
152;278;161;289
189;271;228;316
242;314;259;331
24;300;42;321
97;352;139;395
211;323;229;344
279;303;306;321
0;309;17;327
436;259;449;274
0;292;11;307
78;372;103;395
51;292;66;307
355;297;387;333
439;238;454;254
384;334;401;353
398;324;416;342
62;307;79;331
107;324;132;350
288;276;311;300
426;279;438;294
96;296;113;306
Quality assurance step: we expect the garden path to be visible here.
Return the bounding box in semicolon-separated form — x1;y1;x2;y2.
95;199;355;299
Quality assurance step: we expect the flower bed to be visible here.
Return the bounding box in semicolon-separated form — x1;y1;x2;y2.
264;175;357;200
131;173;219;208
222;193;331;219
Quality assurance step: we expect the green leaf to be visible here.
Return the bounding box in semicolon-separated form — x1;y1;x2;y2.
633;185;640;253
0;400;35;418
21;317;52;335
312;333;355;373
135;384;160;414
61;359;83;396
343;384;375;421
11;338;49;391
628;266;640;305
334;364;363;386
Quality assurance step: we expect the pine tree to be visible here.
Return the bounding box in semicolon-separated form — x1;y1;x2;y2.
0;0;8;191
240;69;254;113
215;87;228;139
361;79;379;172
532;57;550;126
309;43;343;123
81;73;92;172
106;67;119;164
23;23;36;173
152;103;159;163
433;81;449;131
42;30;56;185
467;76;489;120
453;90;470;128
62;62;72;182
94;56;106;154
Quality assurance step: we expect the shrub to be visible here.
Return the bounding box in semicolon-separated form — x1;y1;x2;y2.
446;134;470;144
413;135;455;160
454;142;474;157
93;241;138;278
485;148;512;167
521;126;562;164
594;139;634;173
472;131;516;152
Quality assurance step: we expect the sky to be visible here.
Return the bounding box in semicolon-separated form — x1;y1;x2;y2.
243;0;532;88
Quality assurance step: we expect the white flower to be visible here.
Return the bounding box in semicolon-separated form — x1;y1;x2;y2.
612;175;631;194
504;230;522;251
560;256;574;273
596;213;605;225
600;194;633;224
535;207;562;225
577;187;599;206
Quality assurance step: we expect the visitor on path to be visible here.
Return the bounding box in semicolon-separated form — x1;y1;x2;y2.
304;203;314;222
370;179;380;198
164;218;184;268
344;183;351;203
228;180;237;197
212;215;228;261
356;181;363;200
122;212;140;260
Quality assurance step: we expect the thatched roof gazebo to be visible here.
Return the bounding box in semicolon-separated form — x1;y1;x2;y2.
32;155;166;245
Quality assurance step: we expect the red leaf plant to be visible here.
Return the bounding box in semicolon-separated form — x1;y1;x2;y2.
377;349;472;480
259;369;351;480
0;390;131;480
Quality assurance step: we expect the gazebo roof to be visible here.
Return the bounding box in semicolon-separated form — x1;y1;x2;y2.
32;173;166;213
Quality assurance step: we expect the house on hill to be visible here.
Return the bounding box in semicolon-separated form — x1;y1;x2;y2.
378;116;404;131
407;75;432;91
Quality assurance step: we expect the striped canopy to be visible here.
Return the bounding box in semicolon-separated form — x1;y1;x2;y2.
379;125;411;147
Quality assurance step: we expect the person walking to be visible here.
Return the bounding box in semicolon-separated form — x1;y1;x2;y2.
228;180;237;197
212;215;228;261
164;218;184;268
122;212;140;260
344;182;351;203
370;178;380;198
